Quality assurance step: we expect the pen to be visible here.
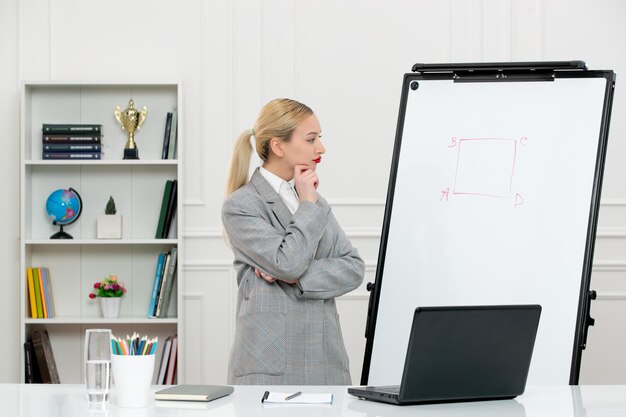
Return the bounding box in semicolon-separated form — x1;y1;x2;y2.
285;391;302;401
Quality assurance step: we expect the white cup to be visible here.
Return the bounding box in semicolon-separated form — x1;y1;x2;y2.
111;354;155;408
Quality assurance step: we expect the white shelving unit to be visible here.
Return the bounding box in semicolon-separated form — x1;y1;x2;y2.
20;82;183;384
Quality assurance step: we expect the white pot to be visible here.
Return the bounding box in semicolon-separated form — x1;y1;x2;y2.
97;215;122;239
99;297;122;318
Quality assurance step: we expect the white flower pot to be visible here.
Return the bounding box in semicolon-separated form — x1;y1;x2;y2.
99;297;122;318
97;215;122;239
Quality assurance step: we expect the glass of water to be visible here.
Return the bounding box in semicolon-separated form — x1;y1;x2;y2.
84;329;112;403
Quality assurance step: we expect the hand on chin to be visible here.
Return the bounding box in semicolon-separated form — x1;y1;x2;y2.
293;162;316;172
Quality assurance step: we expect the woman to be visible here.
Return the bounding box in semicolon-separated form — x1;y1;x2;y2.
222;98;364;385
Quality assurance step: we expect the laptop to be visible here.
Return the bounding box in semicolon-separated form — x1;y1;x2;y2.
348;304;541;405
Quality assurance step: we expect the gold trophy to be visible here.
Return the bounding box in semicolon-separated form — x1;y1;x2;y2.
114;99;147;159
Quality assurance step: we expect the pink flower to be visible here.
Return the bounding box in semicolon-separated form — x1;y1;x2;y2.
88;275;127;299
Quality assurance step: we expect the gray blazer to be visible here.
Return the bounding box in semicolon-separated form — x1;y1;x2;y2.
222;168;365;385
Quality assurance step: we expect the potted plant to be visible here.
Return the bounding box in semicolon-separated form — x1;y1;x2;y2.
89;275;127;318
97;196;122;239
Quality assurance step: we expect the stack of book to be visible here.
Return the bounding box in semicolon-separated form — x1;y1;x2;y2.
24;330;60;383
161;108;178;160
26;267;55;318
156;179;177;239
148;247;178;318
157;335;178;385
42;123;103;160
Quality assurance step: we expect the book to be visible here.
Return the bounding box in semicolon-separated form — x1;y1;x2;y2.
41;267;55;318
43;135;102;144
26;268;37;318
155;385;234;402
165;335;178;385
148;253;166;318
157;336;172;385
156;180;174;238
32;268;43;318
162;112;173;159
155;400;214;410
24;340;34;383
40;330;60;383
43;144;102;152
43;152;102;160
156;246;177;318
167;107;178;159
162;179;178;239
31;330;60;383
153;252;171;316
42;123;102;134
24;338;42;383
37;267;48;319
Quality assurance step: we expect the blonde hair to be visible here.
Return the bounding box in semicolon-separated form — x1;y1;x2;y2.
226;98;313;195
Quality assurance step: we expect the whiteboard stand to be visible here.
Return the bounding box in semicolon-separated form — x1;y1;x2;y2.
362;61;615;386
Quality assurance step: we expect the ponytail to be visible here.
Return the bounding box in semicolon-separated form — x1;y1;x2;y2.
225;98;313;196
226;130;254;195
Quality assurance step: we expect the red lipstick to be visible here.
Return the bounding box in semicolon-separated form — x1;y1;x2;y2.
313;156;322;163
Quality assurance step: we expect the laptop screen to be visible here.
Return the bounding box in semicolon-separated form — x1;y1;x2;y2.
400;305;541;402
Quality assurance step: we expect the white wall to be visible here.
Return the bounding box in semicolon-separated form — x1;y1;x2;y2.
1;0;625;384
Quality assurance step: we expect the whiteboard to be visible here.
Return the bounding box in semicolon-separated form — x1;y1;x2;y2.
366;73;613;386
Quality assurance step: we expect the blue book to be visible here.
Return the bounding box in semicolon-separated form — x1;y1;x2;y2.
148;253;166;318
41;267;54;318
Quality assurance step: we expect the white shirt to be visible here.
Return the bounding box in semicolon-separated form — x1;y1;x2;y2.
259;167;300;214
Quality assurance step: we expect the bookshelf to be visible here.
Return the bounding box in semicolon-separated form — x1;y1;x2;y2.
20;82;183;384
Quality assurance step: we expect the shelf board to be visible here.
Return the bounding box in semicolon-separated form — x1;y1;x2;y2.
24;317;178;324
25;239;178;245
24;80;180;87
25;160;178;166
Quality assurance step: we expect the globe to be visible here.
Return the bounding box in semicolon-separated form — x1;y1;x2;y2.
45;188;82;239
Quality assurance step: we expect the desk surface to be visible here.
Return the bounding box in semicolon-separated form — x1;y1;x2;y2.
1;384;625;417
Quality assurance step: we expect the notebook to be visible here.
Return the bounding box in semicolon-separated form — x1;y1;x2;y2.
349;304;541;405
155;385;234;402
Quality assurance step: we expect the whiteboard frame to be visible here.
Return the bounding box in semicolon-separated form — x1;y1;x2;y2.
361;62;616;385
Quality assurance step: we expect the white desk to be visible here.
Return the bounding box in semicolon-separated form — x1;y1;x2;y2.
0;384;625;417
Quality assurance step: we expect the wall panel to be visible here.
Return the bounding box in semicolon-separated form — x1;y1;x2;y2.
0;0;20;383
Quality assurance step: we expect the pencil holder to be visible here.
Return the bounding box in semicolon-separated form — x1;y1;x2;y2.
111;354;155;408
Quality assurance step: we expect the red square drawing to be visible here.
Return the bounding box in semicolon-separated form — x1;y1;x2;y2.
453;138;517;198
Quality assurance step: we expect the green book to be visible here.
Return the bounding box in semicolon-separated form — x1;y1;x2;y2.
156;180;174;239
32;268;43;318
163;180;177;239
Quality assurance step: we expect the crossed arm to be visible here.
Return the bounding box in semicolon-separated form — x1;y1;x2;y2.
222;197;364;300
